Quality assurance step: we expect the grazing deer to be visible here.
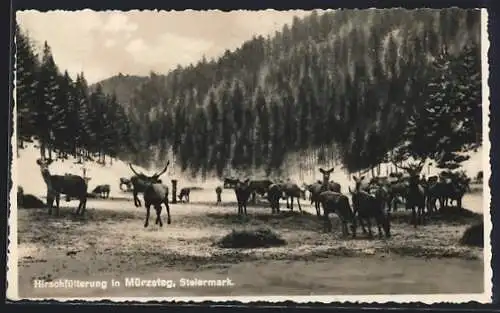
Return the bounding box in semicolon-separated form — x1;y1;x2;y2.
92;184;110;199
36;158;88;216
393;160;426;227
119;177;132;191
349;175;391;238
215;186;222;204
234;179;252;215
318;190;356;237
248;179;274;203
178;187;191;203
128;163;169;207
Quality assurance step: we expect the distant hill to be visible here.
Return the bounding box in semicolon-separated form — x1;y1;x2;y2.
90;73;151;108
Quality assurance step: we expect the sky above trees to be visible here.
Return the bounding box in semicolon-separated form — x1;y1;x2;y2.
16;9;312;84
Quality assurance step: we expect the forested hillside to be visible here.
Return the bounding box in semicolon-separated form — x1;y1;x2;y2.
16;9;482;180
90;74;149;108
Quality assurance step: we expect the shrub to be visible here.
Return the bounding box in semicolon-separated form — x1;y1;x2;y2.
216;227;287;249
460;221;484;247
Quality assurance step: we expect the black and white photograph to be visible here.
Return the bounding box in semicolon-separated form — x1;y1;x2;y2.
8;8;492;302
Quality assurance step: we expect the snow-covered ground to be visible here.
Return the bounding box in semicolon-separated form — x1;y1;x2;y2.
15;141;484;201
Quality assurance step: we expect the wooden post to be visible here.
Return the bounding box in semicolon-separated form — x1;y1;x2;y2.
171;179;177;204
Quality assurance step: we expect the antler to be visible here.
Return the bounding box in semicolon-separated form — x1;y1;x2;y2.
352;168;370;184
153;161;170;178
412;159;425;172
319;167;335;174
129;163;143;177
392;161;412;172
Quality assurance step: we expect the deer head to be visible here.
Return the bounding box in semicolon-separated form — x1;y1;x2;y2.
36;158;54;172
392;160;425;186
352;175;366;191
319;167;334;184
129;162;169;183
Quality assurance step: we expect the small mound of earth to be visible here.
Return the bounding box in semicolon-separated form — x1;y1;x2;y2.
216;227;287;249
439;206;481;218
460;222;484;247
18;194;46;209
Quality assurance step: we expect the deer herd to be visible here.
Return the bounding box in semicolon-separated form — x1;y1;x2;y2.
32;157;473;237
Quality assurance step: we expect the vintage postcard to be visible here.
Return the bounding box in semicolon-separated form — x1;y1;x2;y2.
8;8;492;303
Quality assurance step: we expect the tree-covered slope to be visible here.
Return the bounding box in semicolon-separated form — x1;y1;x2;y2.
89;73;150;108
16;8;482;180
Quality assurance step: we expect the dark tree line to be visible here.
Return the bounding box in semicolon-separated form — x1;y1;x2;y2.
16;9;482;179
16;23;132;164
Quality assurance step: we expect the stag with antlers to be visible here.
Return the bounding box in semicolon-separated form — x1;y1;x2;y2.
128;162;169;207
393;160;426;227
36;158;88;216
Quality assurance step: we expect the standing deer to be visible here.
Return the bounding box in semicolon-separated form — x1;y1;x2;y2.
318;190;357;237
234;179;252;215
393;160;426;227
267;183;283;214
306;181;323;216
319;167;342;193
36;158;88;216
143;181;171;228
319;167;335;191
281;181;303;212
215;186;222;204
349;175;391;238
128;163;169;207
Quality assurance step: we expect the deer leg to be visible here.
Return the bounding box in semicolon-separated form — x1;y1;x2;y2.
358;217;368;234
366;218;374;238
46;192;53;215
79;197;87;216
55;194;61;216
290;197;294;211
144;204;151;228
296;197;302;212
133;190;141;207
420;205;425;225
155;204;163;227
341;220;349;237
350;217;357;238
323;213;332;232
165;199;171;225
411;206;417;228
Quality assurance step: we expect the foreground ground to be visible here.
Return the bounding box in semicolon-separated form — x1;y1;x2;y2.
15;188;485;299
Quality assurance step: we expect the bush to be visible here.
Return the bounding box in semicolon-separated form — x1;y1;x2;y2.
460;221;484;247
216;227;287;249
